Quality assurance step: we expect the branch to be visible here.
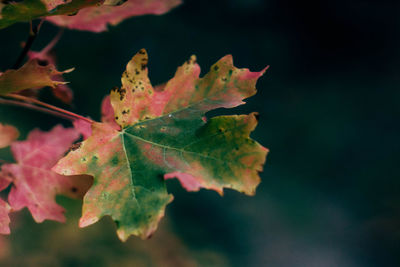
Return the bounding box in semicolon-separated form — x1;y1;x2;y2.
1;95;95;124
12;20;44;69
0;97;76;121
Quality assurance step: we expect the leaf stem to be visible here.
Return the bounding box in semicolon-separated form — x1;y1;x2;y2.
0;97;76;121
2;94;94;124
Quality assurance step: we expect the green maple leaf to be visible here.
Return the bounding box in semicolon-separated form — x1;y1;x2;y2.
53;49;268;241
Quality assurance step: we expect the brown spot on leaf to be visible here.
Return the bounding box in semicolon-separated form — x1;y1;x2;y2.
71;187;78;193
114;87;126;101
70;142;81;151
37;59;49;66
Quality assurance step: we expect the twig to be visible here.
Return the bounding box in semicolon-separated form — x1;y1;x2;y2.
12;20;44;69
7;94;94;124
1;94;95;124
0;97;77;121
41;29;64;55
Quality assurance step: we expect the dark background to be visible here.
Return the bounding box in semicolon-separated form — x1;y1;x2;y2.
0;0;399;266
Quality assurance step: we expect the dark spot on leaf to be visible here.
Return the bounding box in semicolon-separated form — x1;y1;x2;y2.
70;142;81;151
115;116;119;120
67;11;78;16
132;89;135;92
214;65;219;71
135;69;140;75
71;187;78;193
141;63;147;70
37;59;49;66
113;0;127;6
122;109;130;115
138;49;146;55
115;87;126;100
111;155;119;166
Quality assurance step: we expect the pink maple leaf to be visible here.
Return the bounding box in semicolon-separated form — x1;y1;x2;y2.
46;0;182;32
0;200;11;235
0;125;91;223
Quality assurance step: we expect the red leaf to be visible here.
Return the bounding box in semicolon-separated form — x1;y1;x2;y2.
73;119;93;140
101;95;121;130
46;0;182;32
0;199;11;235
0;125;91;223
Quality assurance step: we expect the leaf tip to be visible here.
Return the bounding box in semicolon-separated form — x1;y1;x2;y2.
79;215;100;228
62;67;75;74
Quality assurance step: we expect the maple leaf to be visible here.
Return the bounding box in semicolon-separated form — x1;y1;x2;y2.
0;0;102;29
0;59;72;96
73;119;93;140
0;124;19;149
0;0;181;31
101;95;121;130
0;163;12;235
53;49;268;241
0;125;92;223
46;0;182;32
0;199;11;235
28;33;74;104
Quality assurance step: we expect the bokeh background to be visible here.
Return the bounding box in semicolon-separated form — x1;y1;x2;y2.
0;0;399;266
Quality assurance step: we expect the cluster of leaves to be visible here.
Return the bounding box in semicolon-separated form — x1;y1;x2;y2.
0;0;268;241
0;0;181;32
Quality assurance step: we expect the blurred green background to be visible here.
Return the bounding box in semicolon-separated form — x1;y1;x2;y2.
0;0;399;266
